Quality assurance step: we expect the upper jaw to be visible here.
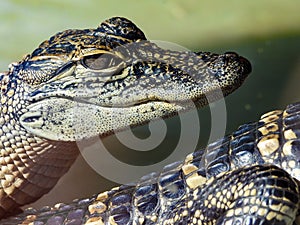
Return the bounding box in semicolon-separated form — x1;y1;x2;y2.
24;48;252;110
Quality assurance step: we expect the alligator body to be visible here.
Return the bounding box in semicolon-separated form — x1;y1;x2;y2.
2;102;300;225
4;16;299;224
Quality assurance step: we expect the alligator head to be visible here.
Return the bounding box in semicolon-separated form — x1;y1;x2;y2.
1;17;251;142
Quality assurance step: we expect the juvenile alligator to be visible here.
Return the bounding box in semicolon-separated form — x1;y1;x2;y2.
4;16;298;224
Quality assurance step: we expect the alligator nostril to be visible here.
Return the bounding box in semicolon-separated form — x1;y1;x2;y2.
223;52;252;75
224;51;239;57
239;56;252;75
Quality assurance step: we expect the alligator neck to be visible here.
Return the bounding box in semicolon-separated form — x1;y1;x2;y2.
0;71;79;217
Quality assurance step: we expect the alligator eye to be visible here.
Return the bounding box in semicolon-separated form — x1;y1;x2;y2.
81;53;123;70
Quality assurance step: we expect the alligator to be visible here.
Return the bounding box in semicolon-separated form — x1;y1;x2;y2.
2;16;298;224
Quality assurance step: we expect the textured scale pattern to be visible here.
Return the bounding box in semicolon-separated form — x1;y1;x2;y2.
0;16;251;222
1;102;300;224
8;16;300;224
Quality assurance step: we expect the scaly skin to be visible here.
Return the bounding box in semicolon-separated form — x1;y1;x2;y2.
1;102;300;224
0;16;251;220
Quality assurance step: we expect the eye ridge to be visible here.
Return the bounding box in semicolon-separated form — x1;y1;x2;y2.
81;53;123;70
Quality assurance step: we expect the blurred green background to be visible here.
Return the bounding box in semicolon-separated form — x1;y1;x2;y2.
1;0;300;209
